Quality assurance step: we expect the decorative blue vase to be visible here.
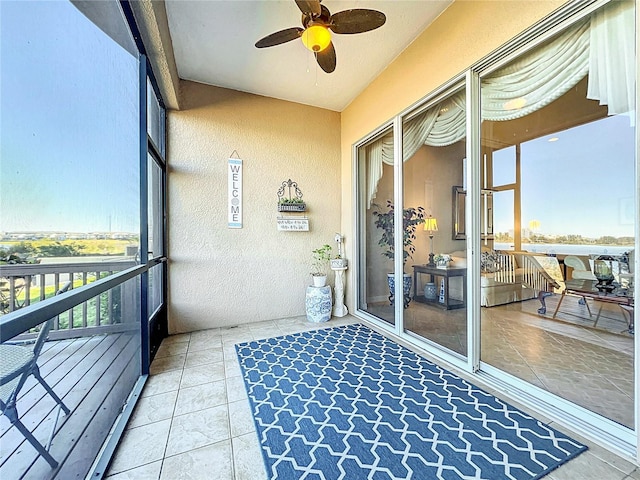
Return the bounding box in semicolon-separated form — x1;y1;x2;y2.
306;285;332;322
424;282;437;300
387;274;412;308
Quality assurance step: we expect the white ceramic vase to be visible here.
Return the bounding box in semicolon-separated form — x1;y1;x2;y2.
312;275;327;287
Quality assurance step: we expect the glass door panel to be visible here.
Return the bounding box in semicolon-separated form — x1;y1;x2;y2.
401;87;468;358
479;0;636;429
357;127;397;327
147;155;164;260
492;190;514;250
147;78;165;155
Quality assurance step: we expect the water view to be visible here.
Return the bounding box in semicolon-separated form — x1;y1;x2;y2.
494;243;632;256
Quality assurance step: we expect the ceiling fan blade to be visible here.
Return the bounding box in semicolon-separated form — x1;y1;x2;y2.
295;0;321;16
255;27;304;48
315;42;336;73
330;9;386;34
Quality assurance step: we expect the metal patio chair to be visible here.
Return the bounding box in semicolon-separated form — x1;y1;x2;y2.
0;286;71;468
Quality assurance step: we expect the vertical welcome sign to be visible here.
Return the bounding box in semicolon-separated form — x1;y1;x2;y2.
228;157;242;228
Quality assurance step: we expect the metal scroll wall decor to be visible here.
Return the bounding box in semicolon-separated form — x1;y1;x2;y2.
277;179;309;231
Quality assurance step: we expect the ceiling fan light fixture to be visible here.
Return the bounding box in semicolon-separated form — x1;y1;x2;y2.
254;1;385;74
301;25;331;52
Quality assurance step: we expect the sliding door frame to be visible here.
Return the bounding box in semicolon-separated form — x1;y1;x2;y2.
353;0;639;461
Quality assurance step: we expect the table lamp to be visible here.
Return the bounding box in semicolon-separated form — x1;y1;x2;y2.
424;216;438;266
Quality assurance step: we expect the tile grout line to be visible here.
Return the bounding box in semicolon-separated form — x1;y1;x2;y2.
157;335;189;480
118;315;634;479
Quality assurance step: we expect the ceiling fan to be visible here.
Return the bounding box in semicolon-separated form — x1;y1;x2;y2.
255;0;386;74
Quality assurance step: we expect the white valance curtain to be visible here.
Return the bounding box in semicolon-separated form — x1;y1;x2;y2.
481;18;591;121
366;0;636;207
483;0;635;122
366;92;466;205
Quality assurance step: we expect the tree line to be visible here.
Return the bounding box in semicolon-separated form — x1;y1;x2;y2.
494;232;634;245
1;242;85;264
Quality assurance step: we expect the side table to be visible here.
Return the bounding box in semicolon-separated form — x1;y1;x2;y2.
412;264;467;310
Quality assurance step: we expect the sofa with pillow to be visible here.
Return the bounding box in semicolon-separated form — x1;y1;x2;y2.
449;249;556;307
479;251;539;306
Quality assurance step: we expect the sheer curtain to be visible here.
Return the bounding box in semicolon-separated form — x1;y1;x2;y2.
483;0;635;122
366;0;635;206
588;0;636;122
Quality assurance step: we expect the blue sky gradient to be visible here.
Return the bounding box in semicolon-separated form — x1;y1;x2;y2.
493;114;635;238
1;1;140;233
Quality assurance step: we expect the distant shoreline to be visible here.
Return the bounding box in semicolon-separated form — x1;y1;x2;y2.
494;243;632;255
1;238;138;259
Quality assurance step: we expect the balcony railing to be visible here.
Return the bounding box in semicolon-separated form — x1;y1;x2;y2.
0;263;149;479
0;260;137;340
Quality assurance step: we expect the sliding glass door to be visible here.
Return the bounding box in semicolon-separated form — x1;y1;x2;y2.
479;0;636;429
401;86;468;358
354;0;637;453
356;125;398;328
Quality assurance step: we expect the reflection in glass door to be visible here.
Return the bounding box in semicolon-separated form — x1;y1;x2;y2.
357;126;398;327
401;87;468;358
148;155;164;316
492;190;514;250
479;0;636;429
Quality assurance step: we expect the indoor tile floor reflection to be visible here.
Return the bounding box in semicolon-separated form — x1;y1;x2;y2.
106;314;639;480
405;295;634;428
377;292;634;428
482;298;634;428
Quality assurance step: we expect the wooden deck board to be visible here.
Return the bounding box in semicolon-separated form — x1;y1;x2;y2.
0;336;105;443
12;338;82;393
1;337;103;466
14;337;94;407
1;336;108;438
0;332;140;479
55;341;139;480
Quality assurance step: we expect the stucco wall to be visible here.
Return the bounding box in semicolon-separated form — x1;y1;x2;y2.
168;81;341;333
340;0;566;313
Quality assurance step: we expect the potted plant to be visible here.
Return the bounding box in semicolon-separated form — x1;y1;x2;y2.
310;244;332;287
373;200;425;307
277;197;306;212
434;253;452;269
330;233;348;269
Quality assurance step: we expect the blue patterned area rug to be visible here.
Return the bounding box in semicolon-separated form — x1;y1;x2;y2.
236;324;586;480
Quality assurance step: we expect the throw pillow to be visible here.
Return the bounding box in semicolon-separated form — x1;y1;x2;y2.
481;250;500;273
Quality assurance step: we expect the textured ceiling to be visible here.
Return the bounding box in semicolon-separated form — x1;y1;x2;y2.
165;0;452;112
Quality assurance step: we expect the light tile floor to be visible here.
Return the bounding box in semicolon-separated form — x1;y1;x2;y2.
106;315;640;480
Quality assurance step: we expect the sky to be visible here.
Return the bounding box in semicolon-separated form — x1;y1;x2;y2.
0;1;140;233
492;114;636;239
